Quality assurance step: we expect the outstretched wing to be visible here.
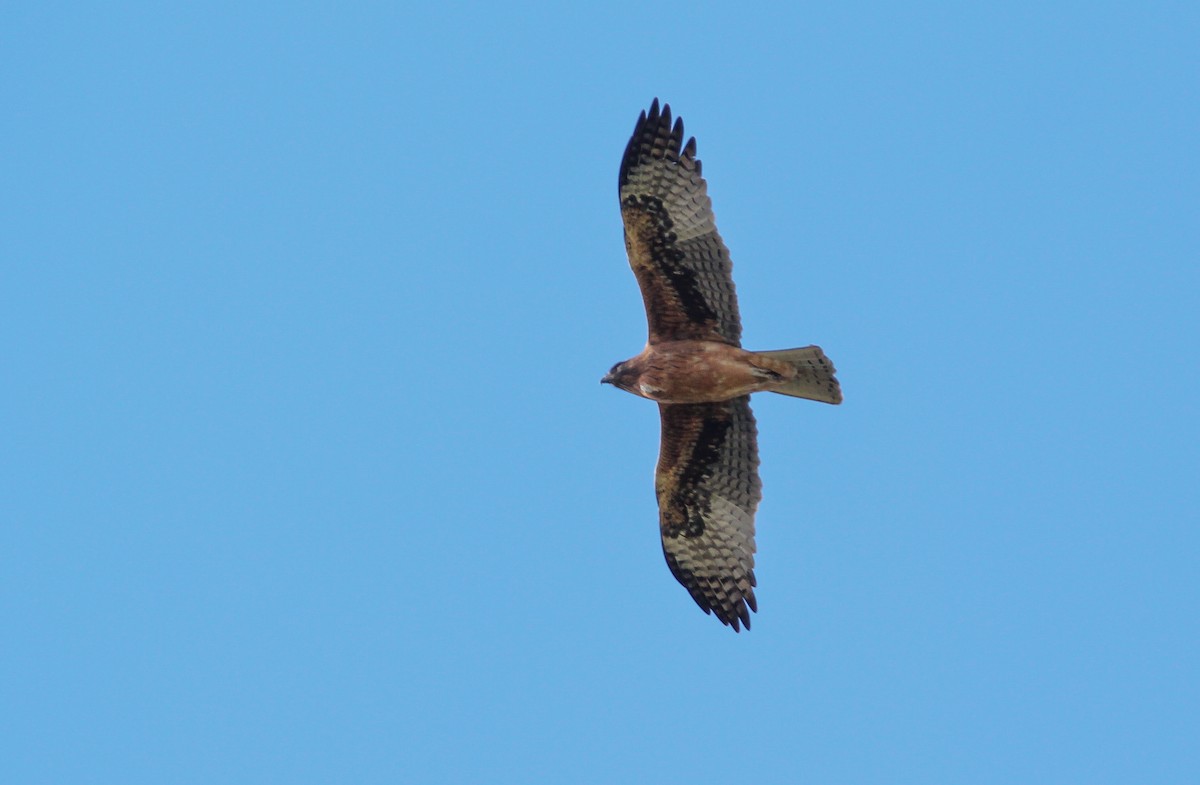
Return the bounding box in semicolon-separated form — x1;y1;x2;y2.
619;99;743;346
656;397;762;631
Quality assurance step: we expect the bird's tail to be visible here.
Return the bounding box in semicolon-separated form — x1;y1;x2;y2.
755;346;842;404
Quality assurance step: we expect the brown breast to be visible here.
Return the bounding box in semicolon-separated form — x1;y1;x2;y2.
639;341;770;404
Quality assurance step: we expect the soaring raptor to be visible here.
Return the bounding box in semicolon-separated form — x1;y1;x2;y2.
603;99;842;631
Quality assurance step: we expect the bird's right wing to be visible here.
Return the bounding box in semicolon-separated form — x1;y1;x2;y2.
656;396;761;631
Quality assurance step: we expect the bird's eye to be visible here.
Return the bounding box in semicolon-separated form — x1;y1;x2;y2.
609;363;623;375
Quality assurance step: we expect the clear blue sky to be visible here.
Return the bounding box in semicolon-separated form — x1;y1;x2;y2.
3;3;1197;783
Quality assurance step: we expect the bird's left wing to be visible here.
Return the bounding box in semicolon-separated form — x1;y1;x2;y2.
619;99;743;346
656;396;762;631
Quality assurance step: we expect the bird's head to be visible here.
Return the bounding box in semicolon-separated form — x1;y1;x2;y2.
601;360;637;392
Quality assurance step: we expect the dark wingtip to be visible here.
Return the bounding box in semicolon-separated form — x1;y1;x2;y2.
621;98;696;191
703;591;757;633
719;588;757;632
705;598;756;633
662;535;758;633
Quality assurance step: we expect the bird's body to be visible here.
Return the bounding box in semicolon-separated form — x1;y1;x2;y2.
605;341;819;404
603;99;842;631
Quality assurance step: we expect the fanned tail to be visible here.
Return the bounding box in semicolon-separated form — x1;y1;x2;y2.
756;346;842;404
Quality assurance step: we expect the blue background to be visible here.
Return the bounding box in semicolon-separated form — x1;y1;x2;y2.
4;3;1197;783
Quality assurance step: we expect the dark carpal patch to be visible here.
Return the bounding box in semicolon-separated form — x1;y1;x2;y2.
661;404;732;539
622;193;719;328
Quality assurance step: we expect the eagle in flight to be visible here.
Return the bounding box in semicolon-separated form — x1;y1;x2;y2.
603;99;842;631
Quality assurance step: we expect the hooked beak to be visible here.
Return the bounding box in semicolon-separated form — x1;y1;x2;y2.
600;372;614;385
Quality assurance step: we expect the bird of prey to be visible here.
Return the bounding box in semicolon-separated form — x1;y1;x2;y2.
603;99;842;631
